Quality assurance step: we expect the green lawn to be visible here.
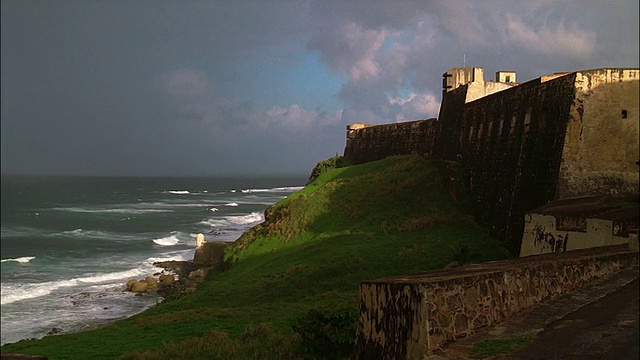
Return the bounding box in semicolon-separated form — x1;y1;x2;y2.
1;155;510;360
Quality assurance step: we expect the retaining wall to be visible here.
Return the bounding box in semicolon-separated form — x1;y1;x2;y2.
353;245;639;359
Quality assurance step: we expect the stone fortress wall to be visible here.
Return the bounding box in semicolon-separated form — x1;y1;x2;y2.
348;67;639;357
344;67;639;255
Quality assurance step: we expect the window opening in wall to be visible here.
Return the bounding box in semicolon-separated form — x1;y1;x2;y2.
622;109;628;118
505;75;511;82
498;117;504;136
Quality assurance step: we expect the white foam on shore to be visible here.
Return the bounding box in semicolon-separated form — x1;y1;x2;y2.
0;267;149;305
152;235;180;246
1;256;35;264
167;190;190;195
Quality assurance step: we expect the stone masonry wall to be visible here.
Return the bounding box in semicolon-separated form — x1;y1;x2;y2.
353;245;639;359
556;69;640;199
344;69;639;255
438;74;578;254
343;119;438;165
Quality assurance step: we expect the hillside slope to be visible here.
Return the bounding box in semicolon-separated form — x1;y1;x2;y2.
2;155;509;360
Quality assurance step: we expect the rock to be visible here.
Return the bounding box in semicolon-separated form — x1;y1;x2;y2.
142;276;158;289
193;241;228;264
129;281;148;293
126;279;138;291
158;274;175;287
47;327;62;335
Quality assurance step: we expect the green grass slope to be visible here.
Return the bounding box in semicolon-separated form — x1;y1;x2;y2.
1;155;510;360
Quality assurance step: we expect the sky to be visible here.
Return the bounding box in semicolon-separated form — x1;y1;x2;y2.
2;0;638;177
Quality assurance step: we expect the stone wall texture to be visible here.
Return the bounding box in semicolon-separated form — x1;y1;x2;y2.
343;119;438;165
353;245;639;359
343;69;639;255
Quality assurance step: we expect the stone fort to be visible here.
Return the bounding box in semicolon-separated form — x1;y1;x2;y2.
343;66;639;256
347;67;640;358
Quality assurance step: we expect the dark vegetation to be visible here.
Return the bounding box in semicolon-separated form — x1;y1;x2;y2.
1;155;509;360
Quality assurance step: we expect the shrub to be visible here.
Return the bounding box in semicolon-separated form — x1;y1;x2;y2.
292;307;358;360
307;156;351;185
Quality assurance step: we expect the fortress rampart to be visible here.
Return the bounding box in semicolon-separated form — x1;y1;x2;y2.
344;67;639;254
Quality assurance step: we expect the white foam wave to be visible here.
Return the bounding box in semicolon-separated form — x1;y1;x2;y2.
1;256;35;264
209;208;219;212
241;186;303;193
199;218;227;227
225;202;239;207
145;250;194;264
271;186;304;192
0;267;149;305
152;235;180;246
167;190;190;195
226;212;264;225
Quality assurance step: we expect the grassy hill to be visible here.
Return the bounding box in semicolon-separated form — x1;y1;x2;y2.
1;155;510;360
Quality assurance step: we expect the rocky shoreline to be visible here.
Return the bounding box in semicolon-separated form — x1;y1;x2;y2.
125;260;211;299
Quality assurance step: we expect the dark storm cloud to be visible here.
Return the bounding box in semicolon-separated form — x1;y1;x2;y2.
2;0;638;176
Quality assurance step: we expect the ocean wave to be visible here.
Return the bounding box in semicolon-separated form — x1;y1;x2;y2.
51;207;173;214
226;212;264;225
167;190;190;195
271;186;304;192
209;208;219;212
240;186;303;193
144;250;194;264
225;202;239;207
1;226;46;238
58;229;142;241
0;267;149;305
0;256;35;264
152;235;180;246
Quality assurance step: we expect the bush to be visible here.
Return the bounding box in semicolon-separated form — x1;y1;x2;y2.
292;307;358;360
307;156;351;185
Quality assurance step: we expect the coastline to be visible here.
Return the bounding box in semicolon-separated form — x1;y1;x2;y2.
151;260;212;298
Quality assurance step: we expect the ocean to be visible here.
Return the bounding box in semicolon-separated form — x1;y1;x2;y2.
0;175;306;345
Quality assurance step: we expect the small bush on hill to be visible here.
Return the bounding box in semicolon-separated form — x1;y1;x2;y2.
292;307;359;360
307;156;351;185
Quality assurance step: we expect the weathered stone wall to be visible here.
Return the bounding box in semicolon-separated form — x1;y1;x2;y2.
439;74;578;254
344;68;639;254
343;119;438;165
353;245;639;359
556;69;640;199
